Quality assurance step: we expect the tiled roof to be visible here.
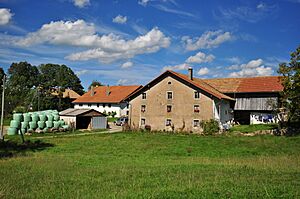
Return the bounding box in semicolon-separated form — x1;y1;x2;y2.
203;76;283;93
51;89;81;99
73;85;142;104
170;71;235;100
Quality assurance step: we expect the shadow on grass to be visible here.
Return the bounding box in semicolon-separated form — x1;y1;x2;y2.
0;140;54;159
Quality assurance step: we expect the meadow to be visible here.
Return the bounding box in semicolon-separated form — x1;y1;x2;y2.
0;132;299;198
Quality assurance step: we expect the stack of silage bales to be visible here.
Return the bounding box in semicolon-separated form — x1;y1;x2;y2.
6;110;69;135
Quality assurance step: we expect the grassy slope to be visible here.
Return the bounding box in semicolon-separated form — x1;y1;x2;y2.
0;133;299;198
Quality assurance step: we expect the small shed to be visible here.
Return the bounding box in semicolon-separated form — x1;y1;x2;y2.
59;108;107;129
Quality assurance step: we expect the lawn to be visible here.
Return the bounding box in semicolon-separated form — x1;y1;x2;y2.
229;124;278;133
0;132;299;198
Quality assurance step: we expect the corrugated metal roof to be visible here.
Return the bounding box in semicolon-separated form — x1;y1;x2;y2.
59;108;102;116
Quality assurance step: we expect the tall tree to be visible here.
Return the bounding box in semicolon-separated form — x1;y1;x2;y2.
88;80;103;90
5;62;39;114
0;67;5;94
278;45;300;125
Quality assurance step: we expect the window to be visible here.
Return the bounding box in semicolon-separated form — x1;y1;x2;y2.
194;105;200;113
88;104;91;107
167;105;172;113
168;81;171;84
108;104;111;108
195;91;200;99
126;104;129;108
165;119;172;126
79;104;83;107
141;118;146;125
142;93;146;99
97;103;100;107
193;119;200;127
103;104;106;108
141;105;146;113
167;91;173;99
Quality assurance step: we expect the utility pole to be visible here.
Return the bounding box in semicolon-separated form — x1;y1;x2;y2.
0;75;6;140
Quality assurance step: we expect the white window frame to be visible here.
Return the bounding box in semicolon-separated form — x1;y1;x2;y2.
142;92;146;100
141;118;146;125
194;104;200;113
194;91;200;99
166;91;173;100
167;105;172;113
193;119;200;128
141;105;146;113
165;118;172;126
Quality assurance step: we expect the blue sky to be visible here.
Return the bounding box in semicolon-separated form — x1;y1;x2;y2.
0;0;299;90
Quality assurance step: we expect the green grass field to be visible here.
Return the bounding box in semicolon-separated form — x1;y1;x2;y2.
229;124;278;133
0;132;299;198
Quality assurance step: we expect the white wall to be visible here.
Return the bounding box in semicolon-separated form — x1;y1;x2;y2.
213;99;234;124
74;103;128;117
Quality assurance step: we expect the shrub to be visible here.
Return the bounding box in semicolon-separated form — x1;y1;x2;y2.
13;106;26;113
200;119;220;135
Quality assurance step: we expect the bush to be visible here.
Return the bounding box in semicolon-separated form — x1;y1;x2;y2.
13;106;26;113
200;119;220;135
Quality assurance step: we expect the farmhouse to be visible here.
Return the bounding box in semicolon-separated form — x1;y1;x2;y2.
125;68;235;132
73;85;142;117
125;68;283;132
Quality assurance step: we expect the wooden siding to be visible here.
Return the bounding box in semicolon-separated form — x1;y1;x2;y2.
234;97;277;110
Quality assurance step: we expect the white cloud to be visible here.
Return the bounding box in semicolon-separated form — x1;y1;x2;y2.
14;20;170;63
138;0;150;6
162;63;190;71
182;30;232;51
228;59;274;77
0;8;13;25
227;56;241;64
186;52;215;64
112;15;127;24
73;0;90;8
153;4;196;18
117;79;129;85
197;67;209;76
121;61;133;68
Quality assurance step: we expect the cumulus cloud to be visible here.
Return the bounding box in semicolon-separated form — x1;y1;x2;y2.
182;30;232;51
162;63;190;71
228;59;274;77
112;15;127;24
186;52;215;64
121;61;133;68
14;20;170;63
72;0;90;8
0;8;13;25
197;67;209;76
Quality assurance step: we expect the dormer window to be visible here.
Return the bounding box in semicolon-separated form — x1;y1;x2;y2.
142;93;146;99
195;91;200;99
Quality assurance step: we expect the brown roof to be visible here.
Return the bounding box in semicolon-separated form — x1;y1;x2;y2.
203;76;283;93
124;70;235;101
73;85;142;104
51;88;81;99
170;71;235;100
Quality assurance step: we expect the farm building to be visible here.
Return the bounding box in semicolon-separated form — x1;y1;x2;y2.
73;85;142;117
59;108;107;129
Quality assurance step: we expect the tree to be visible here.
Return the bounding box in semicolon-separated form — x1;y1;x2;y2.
36;64;84;111
5;62;39;114
278;45;300;125
88;80;103;90
0;67;5;94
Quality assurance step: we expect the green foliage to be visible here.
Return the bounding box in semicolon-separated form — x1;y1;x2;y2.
88;80;103;90
0;133;299;198
229;124;278;133
13;106;26;113
278;45;300;124
111;111;117;118
200;119;220;135
5;62;39;114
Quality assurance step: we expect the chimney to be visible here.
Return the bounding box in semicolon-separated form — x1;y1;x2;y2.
90;86;94;96
188;67;193;80
106;85;110;96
